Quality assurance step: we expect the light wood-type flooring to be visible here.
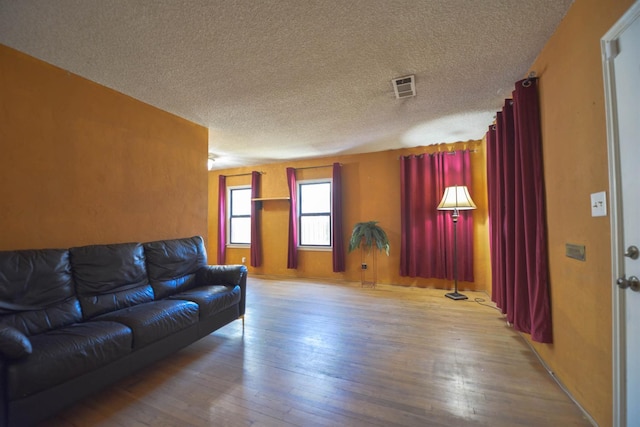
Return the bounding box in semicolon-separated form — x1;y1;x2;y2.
43;277;592;427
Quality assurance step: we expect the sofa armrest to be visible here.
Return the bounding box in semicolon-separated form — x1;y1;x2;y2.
195;265;248;316
0;326;32;360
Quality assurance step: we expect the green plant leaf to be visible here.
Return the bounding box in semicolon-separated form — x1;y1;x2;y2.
348;221;390;255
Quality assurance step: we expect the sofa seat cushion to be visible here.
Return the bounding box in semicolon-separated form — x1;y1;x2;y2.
95;300;199;349
169;285;241;319
7;321;132;400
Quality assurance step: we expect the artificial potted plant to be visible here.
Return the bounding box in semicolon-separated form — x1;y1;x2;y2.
348;221;390;287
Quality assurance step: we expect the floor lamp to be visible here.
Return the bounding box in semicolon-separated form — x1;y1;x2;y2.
437;185;476;300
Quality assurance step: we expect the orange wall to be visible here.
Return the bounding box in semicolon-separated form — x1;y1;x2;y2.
526;0;634;425
208;140;491;292
0;45;209;250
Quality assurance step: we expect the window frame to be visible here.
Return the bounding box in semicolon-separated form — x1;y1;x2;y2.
297;178;333;250
227;185;252;247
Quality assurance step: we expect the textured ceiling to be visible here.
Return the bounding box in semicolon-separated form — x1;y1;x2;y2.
0;1;573;170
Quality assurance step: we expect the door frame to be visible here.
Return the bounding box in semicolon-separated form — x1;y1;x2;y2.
601;2;640;426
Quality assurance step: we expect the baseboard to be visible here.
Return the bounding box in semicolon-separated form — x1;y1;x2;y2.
519;332;599;427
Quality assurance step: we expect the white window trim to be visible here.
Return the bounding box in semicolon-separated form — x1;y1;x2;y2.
297;178;333;250
227;185;251;248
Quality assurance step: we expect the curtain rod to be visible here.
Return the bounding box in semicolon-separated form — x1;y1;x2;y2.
522;71;537;87
294;163;341;171
222;171;265;178
398;149;478;159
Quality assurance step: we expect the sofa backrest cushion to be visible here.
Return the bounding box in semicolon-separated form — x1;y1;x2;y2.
70;242;154;319
143;236;207;299
0;249;82;336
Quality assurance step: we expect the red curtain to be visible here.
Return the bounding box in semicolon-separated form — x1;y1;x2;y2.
286;167;298;269
400;150;474;281
486;78;552;343
332;163;345;272
250;171;262;267
217;175;226;265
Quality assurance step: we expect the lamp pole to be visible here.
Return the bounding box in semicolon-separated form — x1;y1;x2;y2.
446;208;467;300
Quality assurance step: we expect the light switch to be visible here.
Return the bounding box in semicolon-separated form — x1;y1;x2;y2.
591;191;607;217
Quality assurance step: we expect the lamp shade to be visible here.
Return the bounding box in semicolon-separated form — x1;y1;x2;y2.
437;186;477;210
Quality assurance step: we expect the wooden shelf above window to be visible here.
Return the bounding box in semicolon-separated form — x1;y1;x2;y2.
251;197;290;201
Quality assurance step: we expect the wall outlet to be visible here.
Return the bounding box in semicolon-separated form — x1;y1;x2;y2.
242;257;246;264
361;263;367;270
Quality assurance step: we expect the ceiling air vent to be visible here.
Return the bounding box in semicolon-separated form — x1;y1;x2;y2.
392;75;416;99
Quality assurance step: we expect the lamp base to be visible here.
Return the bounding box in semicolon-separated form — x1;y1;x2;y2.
445;291;468;300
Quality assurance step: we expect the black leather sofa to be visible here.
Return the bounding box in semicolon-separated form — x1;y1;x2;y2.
0;236;247;427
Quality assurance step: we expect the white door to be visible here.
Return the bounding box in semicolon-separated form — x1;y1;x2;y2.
602;2;640;426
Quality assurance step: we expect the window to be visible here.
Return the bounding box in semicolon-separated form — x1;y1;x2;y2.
228;186;251;245
298;180;332;247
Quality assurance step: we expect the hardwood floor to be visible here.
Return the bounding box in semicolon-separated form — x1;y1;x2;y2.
43;277;592;427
